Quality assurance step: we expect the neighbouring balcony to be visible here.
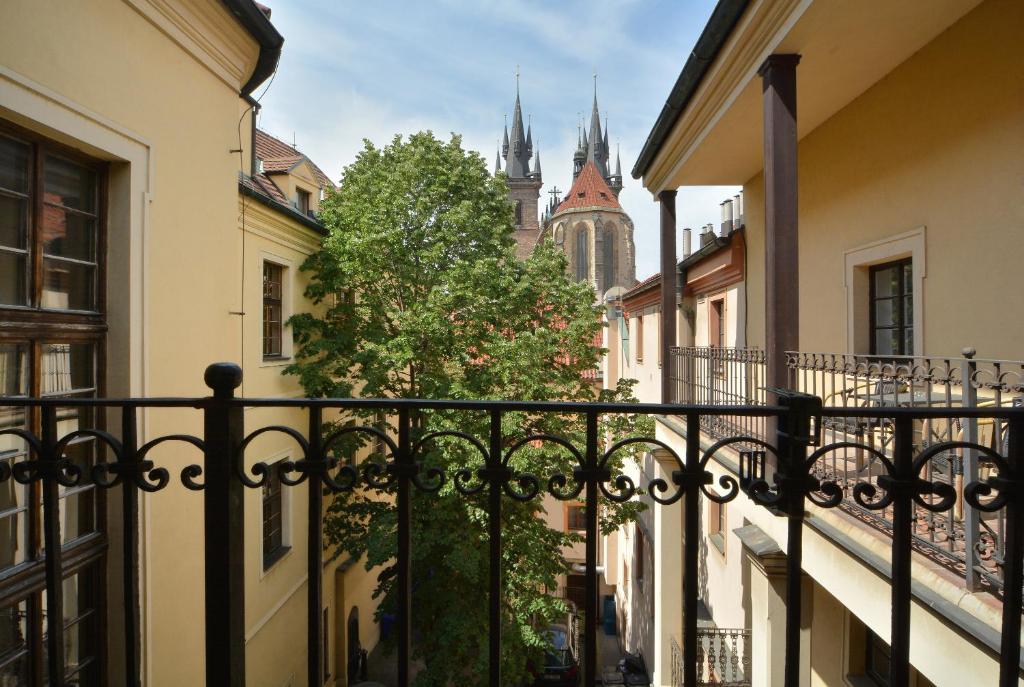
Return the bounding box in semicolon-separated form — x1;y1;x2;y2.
669;346;1024;594
0;362;1021;686
671;630;751;687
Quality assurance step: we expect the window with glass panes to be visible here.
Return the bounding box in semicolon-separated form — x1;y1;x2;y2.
262;466;287;569
263;262;283;358
869;258;913;356
0;122;105;685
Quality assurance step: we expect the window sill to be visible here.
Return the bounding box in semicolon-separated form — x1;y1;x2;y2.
708;532;726;556
262;545;292;572
260;356;292;368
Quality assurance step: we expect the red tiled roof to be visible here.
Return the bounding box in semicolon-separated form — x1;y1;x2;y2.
622;271;661;299
555;161;621;213
255;129;333;189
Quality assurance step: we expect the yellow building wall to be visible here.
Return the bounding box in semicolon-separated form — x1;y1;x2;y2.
742;0;1023;359
0;2;382;685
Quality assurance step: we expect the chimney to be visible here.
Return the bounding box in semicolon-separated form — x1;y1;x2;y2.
700;224;714;247
682;227;692;258
720;199;734;236
734;192;743;227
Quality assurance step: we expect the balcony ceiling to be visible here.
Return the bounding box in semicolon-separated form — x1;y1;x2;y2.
644;0;982;192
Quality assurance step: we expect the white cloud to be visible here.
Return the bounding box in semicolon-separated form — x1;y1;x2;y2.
257;0;731;277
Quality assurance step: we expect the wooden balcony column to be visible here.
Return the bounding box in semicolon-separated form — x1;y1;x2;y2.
759;54;801;393
659;189;678;403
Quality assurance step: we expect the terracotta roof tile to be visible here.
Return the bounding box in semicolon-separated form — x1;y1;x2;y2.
255;129;334;189
622;271;661;299
555;161;621;213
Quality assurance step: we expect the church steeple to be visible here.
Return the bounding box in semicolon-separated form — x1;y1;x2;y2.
608;142;623;197
586;74;609;177
502;68;536;180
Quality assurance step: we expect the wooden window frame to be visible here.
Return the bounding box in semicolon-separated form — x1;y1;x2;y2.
0;119;108;686
634;526;645;591
565;503;586;532
708;498;726;555
297;187;311;216
868;258;913;357
262;462;290;570
636;314;644;363
262;261;284;360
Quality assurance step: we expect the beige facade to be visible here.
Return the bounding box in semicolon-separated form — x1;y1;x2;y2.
0;1;379;685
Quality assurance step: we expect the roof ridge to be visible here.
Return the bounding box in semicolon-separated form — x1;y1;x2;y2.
255;128;334;188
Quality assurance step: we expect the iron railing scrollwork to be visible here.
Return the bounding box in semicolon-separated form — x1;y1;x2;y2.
670;346;1024;594
1;362;1022;687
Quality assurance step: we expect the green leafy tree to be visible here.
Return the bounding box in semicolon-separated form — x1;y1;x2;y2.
287;131;649;686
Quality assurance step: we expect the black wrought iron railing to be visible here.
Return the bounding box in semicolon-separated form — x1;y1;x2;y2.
669;346;1024;594
1;363;1022;687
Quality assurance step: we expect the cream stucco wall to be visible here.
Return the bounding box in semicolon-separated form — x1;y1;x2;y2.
742;0;1024;360
620;306;663;404
0;2;383;685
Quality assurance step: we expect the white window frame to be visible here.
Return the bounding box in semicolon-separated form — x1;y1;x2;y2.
843;227;926;355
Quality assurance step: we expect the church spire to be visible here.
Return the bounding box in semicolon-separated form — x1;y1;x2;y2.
502;115;509;158
607;141;623;197
495;146;501;175
504;68;531;178
532;148;542;177
586;72;607;177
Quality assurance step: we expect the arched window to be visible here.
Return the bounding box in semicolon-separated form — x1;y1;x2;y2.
514;200;522;226
603;224;616;291
575;225;589;280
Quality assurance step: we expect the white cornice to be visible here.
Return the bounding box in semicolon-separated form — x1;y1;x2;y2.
123;0;259;92
644;0;811;194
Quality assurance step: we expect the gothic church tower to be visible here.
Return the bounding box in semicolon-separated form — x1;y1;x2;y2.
546;80;635;299
496;77;543;259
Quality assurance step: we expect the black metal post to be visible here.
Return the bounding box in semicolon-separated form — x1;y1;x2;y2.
121;407;142;687
203;363;246;687
40;405;64;687
396;408;412;687
487;410;503;687
583;412;599;687
308;406;325;687
683;412;700;687
889;416;913;687
775;392;818;687
999;416;1023;687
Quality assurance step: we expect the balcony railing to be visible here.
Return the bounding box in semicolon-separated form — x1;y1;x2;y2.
669;346;1024;593
672;629;752;687
1;363;1022;687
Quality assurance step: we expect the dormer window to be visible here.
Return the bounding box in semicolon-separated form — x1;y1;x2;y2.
296;188;311;216
256;158;264;173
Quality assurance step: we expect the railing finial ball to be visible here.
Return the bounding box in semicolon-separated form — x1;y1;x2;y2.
204;362;242;397
961;347;976;359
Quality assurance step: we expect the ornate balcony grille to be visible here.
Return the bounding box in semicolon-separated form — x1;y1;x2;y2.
670;346;1024;594
672;630;752;687
0;362;1022;687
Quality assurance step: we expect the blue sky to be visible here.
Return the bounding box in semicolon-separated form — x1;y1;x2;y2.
257;0;739;278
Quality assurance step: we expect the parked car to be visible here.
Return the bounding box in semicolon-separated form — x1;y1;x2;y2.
530;624;579;686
